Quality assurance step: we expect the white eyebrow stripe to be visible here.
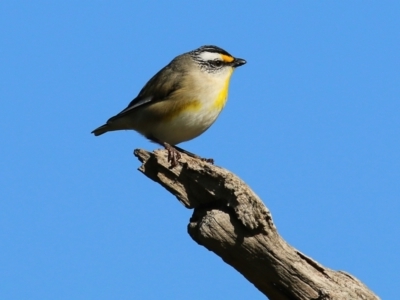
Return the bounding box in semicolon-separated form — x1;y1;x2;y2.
198;51;222;61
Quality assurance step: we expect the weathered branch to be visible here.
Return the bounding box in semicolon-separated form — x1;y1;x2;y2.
134;149;379;300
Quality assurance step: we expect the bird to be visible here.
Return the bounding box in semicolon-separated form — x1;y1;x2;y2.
92;45;246;167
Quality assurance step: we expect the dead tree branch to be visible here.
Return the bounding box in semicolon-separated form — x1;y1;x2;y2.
134;149;379;300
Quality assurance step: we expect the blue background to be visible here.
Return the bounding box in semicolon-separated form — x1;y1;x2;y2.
1;1;399;299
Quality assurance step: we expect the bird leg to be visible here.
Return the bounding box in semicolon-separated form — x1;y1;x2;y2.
163;143;214;167
149;136;214;168
172;145;214;165
162;142;181;168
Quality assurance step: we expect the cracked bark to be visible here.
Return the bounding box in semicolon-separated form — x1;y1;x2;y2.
134;149;379;300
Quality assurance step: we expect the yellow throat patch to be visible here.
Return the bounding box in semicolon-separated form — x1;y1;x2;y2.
213;69;233;110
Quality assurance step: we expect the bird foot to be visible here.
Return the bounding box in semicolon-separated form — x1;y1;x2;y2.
161;142;214;168
201;158;214;164
163;143;181;168
171;145;214;165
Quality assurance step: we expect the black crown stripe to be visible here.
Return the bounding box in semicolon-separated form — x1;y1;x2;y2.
191;45;232;57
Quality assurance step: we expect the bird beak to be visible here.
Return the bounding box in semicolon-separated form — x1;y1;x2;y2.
232;58;246;67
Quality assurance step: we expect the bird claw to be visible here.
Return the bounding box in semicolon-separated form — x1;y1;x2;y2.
162;142;213;168
201;158;214;164
164;143;181;168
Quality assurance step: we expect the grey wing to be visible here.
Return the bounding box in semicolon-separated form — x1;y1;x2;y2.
91;55;187;136
92;93;155;136
107;63;181;123
108;95;153;121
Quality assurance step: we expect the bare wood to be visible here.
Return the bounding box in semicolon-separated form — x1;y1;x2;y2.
134;149;379;300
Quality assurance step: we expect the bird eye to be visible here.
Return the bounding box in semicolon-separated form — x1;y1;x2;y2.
211;60;223;67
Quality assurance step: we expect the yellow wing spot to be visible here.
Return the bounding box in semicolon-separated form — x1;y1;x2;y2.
163;100;202;121
220;54;234;63
213;69;233;110
181;100;202;111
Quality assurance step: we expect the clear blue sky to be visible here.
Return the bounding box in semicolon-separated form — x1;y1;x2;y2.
1;1;399;299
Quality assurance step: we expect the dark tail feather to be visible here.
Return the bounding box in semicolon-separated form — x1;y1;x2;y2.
91;124;110;136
